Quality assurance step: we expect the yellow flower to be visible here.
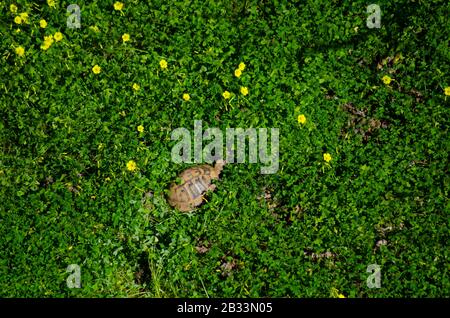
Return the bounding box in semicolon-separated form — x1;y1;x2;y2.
444;87;450;96
41;35;54;50
19;12;29;23
240;86;249;96
92;65;101;74
15;46;25;57
223;91;231;99
137;125;144;133
159;59;168;69
89;25;100;33
297;114;306;124
126;160;137;172
183;93;190;101
330;287;345;298
14;16;22;24
10;4;18;13
114;1;124;11
323;153;332;163
132;83;140;91
40;19;48;28
234;69;242;77
238;62;246;71
54;32;63;42
47;0;56;8
44;35;54;44
41;42;51;51
122;33;130;42
382;75;392;85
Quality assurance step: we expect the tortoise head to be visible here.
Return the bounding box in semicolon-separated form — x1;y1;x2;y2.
213;159;225;177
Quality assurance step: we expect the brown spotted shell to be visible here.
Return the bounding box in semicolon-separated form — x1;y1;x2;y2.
168;161;224;212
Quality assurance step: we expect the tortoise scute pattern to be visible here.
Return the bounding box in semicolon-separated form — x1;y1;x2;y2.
168;161;224;212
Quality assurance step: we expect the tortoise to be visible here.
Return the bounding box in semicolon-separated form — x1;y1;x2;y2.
168;160;224;212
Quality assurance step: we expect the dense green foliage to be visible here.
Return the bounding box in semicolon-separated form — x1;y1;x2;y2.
0;0;449;297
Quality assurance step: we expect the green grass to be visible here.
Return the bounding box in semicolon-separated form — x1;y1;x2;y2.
0;0;449;297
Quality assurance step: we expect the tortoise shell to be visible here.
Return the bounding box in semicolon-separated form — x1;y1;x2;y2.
168;160;224;212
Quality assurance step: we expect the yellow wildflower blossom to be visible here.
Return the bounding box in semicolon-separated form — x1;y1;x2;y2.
41;42;51;50
92;65;101;74
297;114;306;124
47;0;56;8
89;25;100;33
114;2;124;11
15;46;25;57
40;19;48;28
19;12;29;23
160;59;168;69
41;35;54;50
126;160;137;172
223;91;231;99
54;32;63;42
122;33;130;42
382;75;392;85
